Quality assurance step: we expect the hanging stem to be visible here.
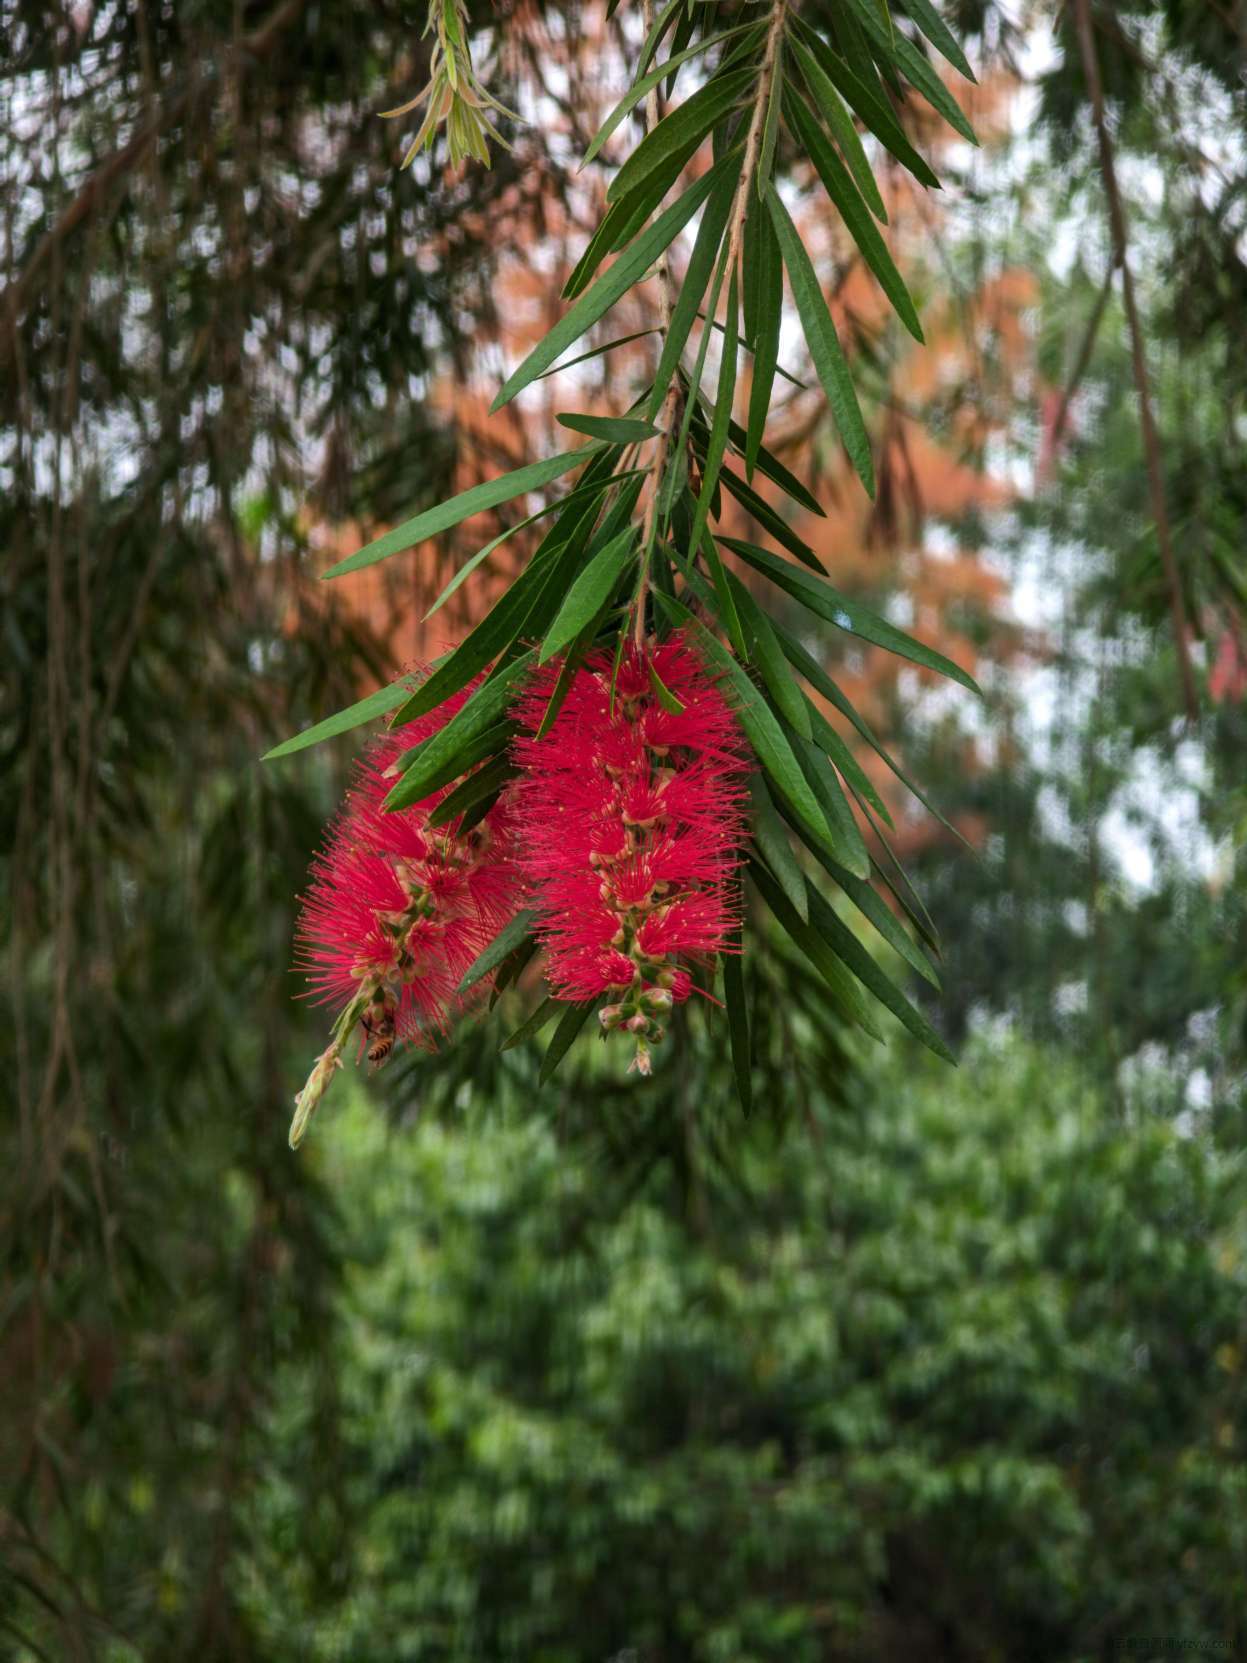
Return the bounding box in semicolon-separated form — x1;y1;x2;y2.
1072;0;1198;722
633;0;680;649
722;0;787;280
632;0;787;649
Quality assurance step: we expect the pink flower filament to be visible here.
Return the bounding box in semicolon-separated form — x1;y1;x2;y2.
514;631;748;1075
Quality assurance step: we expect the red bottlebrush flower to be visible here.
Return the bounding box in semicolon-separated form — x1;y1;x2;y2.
289;678;521;1145
513;630;749;1074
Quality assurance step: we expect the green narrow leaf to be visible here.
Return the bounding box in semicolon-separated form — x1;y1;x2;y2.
637;0;683;75
744;204;782;480
689;268;739;556
774;618;970;847
536;631;595;740
725;571;811;738
902;0;976;80
660;236;734;518
786;89;923;341
606;67;753;206
664;6;698;94
795;733;871;878
794;22;941;190
495;160;730;409
741;197;764;349
540;527;637;663
653;591;842;864
766;186;875;497
749;860;881;1035
804;838;939;988
858;816;943;955
490;936;539;1000
722;537;981;694
693;520;748;662
557;413;658;443
726;416;825;517
536;328;658;380
458;909;540;996
703;312;810;390
841;0;978;143
539;1000;596;1083
607;625;629;717
888;31;977;144
400;713;513;795
722;936;752;1113
566;147;692;300
804;879;954;1060
385;653;535;809
750;774;809;922
648;659;686;714
322;446;602;579
584;22;758;166
262;678;413;760
427;752;519;830
501;995;561;1051
394;544;563;724
830;2;893;106
755;42;784;196
650;162;740;425
422;469;641;622
713;464;829;574
804;695;894;828
396;460;621;723
790;38;888;221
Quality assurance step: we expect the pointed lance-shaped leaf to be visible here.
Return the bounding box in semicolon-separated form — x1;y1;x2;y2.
786;89;923;341
263;678;414;760
653;591;846;866
792;22;941;190
902;0;976;81
766;185;875;497
385;652;536;809
648;163;738;421
606;66;753;206
556;412;659;443
744;202;783;480
494;157;732;409
539;1000;597;1084
584;20;760;167
789;39;888;222
457;909;540;997
750;774;809;922
321;445;604;579
539;527;637;663
721;536;981;695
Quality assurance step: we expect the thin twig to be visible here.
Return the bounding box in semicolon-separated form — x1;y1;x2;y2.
1049;261;1114;457
633;0;788;648
633;0;680;648
1072;0;1199;721
723;0;788;282
0;0;309;361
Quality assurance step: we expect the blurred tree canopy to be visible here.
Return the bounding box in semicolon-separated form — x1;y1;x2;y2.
2;0;1244;1658
240;1047;1247;1659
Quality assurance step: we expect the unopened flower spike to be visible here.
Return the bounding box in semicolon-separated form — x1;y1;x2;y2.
384;0;522;171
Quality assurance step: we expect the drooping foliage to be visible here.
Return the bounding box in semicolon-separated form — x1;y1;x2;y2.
274;0;986;1134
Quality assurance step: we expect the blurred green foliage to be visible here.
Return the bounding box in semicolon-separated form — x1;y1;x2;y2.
3;1;1245;1658
239;1042;1247;1661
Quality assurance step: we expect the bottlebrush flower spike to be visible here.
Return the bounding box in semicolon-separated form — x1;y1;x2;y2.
289;680;520;1147
513;630;749;1076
